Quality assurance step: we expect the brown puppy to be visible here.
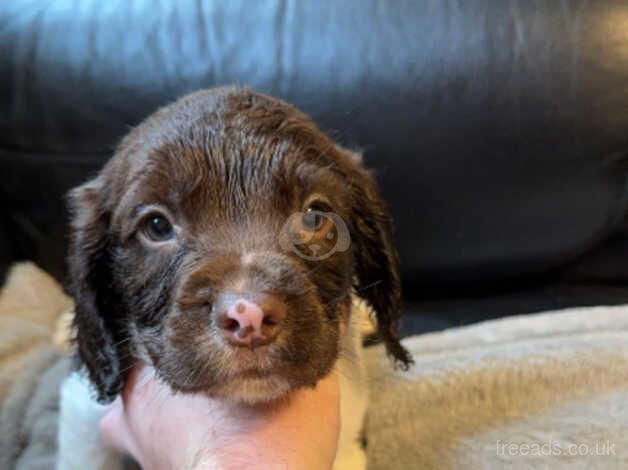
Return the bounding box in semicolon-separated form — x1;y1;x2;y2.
68;87;411;407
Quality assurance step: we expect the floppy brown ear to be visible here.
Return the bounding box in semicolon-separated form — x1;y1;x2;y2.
347;159;413;369
68;175;130;403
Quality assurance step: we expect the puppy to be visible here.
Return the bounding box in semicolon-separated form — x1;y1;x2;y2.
61;87;411;469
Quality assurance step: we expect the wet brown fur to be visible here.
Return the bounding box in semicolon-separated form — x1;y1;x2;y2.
67;87;412;403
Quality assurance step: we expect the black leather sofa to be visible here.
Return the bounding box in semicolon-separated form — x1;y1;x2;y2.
2;1;628;335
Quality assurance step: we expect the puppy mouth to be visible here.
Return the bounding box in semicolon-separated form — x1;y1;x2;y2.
227;343;284;363
172;362;295;404
209;345;323;404
159;341;296;399
223;344;296;381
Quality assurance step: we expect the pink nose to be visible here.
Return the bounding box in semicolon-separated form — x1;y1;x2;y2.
228;299;264;334
215;293;286;347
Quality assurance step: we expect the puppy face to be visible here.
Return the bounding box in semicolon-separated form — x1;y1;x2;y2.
68;87;411;404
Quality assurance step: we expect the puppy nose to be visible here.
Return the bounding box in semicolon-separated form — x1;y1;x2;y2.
215;293;286;347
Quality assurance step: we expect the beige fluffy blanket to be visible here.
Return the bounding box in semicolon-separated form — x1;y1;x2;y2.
1;263;628;469
0;263;70;469
365;306;628;468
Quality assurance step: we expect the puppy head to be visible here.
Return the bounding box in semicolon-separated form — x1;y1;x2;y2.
68;87;412;404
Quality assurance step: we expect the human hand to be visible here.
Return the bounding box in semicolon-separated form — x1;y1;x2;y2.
99;364;340;469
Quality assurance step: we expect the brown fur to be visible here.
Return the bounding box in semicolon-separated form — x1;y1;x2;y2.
67;87;412;404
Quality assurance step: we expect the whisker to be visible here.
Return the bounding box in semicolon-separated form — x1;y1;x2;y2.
321;279;383;311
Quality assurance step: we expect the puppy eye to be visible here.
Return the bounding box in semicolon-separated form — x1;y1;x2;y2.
142;214;175;242
301;208;325;232
301;202;331;233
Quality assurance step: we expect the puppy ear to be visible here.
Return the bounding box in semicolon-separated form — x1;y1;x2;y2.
346;157;413;369
68;176;129;403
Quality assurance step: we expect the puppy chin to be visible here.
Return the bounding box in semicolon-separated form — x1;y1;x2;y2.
212;374;294;404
